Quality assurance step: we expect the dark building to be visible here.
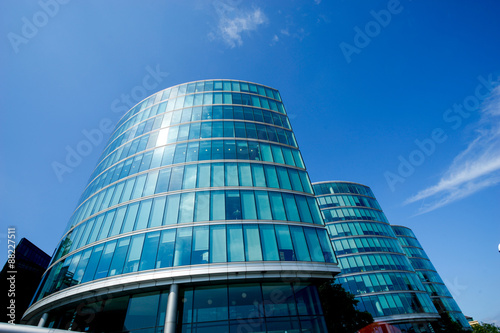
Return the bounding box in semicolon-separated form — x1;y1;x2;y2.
1;238;51;324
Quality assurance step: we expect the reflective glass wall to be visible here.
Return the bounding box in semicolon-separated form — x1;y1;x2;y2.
313;181;439;329
392;225;471;328
26;81;338;332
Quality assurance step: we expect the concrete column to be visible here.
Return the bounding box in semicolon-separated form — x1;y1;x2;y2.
37;313;48;327
164;283;179;333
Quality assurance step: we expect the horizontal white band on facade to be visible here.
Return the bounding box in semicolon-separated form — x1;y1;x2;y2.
24;261;340;322
373;312;441;325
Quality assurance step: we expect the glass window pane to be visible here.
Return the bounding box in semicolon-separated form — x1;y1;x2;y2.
164;194;180;225
182;165;197;189
303;228;324;262
192;226;209;265
295;195;313;223
82;244;103;283
210;225;227;263
282;193;300;222
290;227;311;261
122;202;139;233
134;199;153;230
211;163;224;187
109;206;127;237
156;229;176;268
193;286;229;323
251;164;266;187
174;227;192;266
124;234;145;273
98;210;116;240
238;163;252;186
262;283;297;317
124;292;160;331
155;168;171;194
275;225;295;261
211;191;225;221
225;162;238;186
228;284;263;320
259;225;279;261
227;225;244;262
139;231;160;271
194;191;210;222
255;191;272;220
269;192;287;221
244;224;263;261
150;197;166;228
179;193;195;223
264;165;279;188
197;163;211;188
225;191;241;220
241;191;257;220
108;237;130;276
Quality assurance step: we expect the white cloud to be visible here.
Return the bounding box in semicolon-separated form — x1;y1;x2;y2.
405;85;500;214
212;4;267;48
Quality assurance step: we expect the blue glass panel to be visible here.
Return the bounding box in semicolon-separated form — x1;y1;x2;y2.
244;224;263;261
192;226;209;265
225;191;241;220
282;193;300;222
275;225;295;261
197;163;211;188
150;197;166;228
251;164;266;187
98;210;115;240
290;226;311;261
123;234;145;273
109;206;127;237
121;202;139;233
241;191;257;220
135;199;152;230
211;191;225;221
81;244;103;283
139;231;160;271
108;237;130;276
210;225;227;263
124;292;160;331
164;194;180;225
264;165;279;188
156;229;176;268
94;241;117;279
269;192;287;221
227;224;244;262
303;228;324;262
259;225;279;261
174;227;192;266
255;191;272;220
194;191;210;222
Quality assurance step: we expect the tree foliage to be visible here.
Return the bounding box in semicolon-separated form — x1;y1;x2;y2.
431;312;470;333
471;322;500;333
316;279;373;333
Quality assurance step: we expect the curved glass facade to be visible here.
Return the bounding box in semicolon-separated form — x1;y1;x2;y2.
25;80;339;332
392;225;471;328
313;181;439;331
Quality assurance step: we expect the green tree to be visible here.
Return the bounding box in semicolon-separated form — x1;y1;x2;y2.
472;322;500;333
431;312;470;333
316;280;373;333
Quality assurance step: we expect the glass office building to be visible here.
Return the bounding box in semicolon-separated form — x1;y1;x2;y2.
392;225;471;328
23;80;340;332
313;181;440;332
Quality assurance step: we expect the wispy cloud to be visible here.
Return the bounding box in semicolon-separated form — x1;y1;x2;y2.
211;3;267;48
405;85;500;214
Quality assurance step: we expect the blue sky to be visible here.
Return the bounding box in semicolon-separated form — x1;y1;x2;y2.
1;0;499;324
